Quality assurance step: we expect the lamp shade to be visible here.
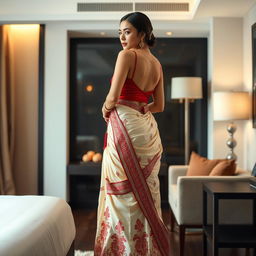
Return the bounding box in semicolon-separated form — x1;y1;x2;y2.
171;77;202;99
213;91;250;121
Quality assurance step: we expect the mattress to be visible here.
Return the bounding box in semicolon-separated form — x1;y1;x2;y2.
0;196;76;256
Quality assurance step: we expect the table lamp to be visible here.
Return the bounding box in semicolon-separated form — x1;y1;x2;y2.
213;91;250;160
171;77;203;164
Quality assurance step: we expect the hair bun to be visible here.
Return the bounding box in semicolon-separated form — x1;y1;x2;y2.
147;33;156;47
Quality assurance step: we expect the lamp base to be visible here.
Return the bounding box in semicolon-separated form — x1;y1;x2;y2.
226;122;237;161
226;152;237;160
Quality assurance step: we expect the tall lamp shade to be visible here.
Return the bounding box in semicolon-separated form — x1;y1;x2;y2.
214;92;250;121
213;91;250;160
171;77;202;99
171;77;203;164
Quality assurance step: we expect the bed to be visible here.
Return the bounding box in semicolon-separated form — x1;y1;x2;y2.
0;196;76;256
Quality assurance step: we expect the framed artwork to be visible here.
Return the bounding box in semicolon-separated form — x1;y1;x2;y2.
252;23;256;128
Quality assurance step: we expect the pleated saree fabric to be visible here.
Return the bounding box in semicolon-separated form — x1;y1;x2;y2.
94;101;170;256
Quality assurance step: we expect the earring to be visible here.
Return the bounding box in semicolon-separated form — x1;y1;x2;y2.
139;40;144;48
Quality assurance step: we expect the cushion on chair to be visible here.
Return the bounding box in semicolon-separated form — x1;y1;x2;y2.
169;165;252;226
186;151;222;176
209;159;236;176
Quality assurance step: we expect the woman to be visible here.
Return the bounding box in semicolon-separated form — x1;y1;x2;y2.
94;12;170;256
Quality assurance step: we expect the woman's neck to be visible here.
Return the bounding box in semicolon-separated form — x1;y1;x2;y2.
131;46;151;54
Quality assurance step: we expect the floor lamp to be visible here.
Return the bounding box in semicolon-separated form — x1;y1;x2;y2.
171;77;203;164
213;91;250;160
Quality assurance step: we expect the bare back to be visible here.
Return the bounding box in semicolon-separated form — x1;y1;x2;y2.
127;50;161;92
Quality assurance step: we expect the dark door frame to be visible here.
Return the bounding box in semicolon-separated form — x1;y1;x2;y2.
38;24;45;195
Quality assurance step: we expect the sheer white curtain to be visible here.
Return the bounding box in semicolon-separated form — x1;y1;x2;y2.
0;25;16;195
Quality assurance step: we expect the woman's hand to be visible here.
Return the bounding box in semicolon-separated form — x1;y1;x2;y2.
102;103;113;123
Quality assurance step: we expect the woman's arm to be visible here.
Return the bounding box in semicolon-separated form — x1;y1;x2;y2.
148;64;164;113
102;50;132;122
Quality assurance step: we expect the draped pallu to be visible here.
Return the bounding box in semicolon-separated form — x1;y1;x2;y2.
94;102;170;256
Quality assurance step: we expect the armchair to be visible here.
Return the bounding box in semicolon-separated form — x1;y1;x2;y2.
168;165;252;256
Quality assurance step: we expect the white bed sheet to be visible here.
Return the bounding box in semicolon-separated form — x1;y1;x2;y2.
0;196;76;256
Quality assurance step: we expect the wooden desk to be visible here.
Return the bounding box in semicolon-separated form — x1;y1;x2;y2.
203;181;256;256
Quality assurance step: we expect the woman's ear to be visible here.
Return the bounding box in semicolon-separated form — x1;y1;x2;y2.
139;31;146;41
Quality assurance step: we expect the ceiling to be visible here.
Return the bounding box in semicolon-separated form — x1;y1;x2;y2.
194;0;256;20
0;0;255;38
0;0;255;22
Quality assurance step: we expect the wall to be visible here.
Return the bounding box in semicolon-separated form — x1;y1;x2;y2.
243;4;256;170
208;10;256;170
8;25;39;194
44;23;68;199
208;17;246;168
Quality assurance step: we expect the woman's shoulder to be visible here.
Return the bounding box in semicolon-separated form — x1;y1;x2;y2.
149;54;162;70
116;49;135;64
117;49;136;58
117;49;162;69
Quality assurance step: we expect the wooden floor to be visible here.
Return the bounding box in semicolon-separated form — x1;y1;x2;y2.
72;208;203;255
72;207;254;256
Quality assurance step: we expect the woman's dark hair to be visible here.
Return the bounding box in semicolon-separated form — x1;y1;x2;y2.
120;12;156;47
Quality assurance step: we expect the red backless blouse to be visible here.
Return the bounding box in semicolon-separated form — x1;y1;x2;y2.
110;51;155;104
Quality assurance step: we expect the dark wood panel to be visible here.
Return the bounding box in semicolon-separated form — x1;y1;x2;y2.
38;24;45;195
68;162;101;176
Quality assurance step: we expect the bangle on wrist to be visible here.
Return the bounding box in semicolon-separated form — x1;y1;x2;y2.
104;104;112;112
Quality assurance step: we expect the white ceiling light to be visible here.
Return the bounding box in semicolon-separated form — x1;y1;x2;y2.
166;31;173;36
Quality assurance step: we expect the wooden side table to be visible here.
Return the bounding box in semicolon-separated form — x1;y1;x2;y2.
202;181;256;256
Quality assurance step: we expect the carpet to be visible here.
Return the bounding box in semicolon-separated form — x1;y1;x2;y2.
75;250;94;256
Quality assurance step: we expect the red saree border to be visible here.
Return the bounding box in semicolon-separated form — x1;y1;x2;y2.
106;154;160;195
110;108;170;256
143;154;161;179
106;178;131;195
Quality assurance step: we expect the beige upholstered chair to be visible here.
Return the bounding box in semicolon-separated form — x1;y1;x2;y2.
168;165;252;256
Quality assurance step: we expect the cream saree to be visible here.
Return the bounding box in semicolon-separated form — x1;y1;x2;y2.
94;101;170;256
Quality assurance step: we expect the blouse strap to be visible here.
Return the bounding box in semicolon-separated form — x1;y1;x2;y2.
131;50;137;80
